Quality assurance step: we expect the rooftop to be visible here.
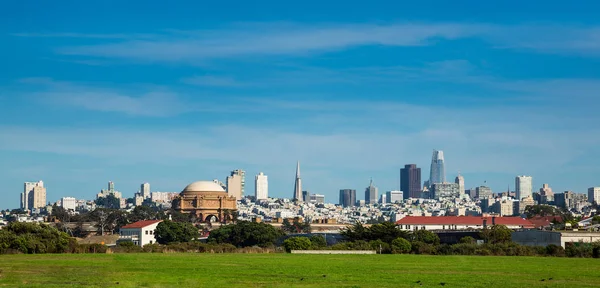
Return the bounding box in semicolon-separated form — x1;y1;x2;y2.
396;216;534;228
121;220;162;229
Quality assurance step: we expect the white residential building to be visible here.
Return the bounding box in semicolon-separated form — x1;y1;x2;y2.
386;191;403;203
61;197;77;211
141;183;150;199
255;172;268;200
516;175;533;200
226;169;245;200
119;220;162;247
588;187;600;204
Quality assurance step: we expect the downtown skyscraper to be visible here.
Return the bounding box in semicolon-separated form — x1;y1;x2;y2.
401;164;421;199
293;161;302;202
364;179;378;205
516;175;533;200
429;150;446;186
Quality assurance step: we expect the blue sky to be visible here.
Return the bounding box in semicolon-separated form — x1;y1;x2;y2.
1;1;600;209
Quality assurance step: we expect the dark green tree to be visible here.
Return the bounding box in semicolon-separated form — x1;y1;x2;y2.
208;221;285;247
411;230;440;245
127;206;157;223
281;218;311;234
155;220;199;244
51;204;70;223
480;225;512;244
95;194;121;209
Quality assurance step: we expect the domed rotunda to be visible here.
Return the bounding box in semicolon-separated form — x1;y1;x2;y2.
172;181;237;223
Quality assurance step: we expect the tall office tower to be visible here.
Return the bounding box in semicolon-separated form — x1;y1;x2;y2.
21;181;44;210
401;164;421;199
431;183;460;200
302;190;311;202
455;173;465;195
555;191;575;209
254;172;268;200
539;183;554;203
226;169;246;201
379;194;387;204
141;182;150;199
293;161;302;202
310;194;325;204
339;189;356;207
108;181;115;192
476;186;493;199
364;179;378;205
429;150;446;186
386;190;403;203
515;175;533;200
588;187;600;204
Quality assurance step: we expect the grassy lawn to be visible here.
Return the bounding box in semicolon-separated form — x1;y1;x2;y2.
0;253;599;287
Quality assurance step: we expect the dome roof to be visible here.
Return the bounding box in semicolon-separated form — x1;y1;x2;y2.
182;181;226;193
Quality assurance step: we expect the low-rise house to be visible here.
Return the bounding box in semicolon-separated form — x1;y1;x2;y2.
119;220;162;247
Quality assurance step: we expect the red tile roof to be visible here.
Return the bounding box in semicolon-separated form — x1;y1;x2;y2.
528;216;562;228
396;216;534;228
121;220;162;229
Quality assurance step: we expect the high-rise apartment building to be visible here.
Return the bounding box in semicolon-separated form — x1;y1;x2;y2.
293;162;302;202
588;187;600;204
21;181;45;211
429;150;446;186
516;175;533;200
386;190;403;203
61;197;77;211
455;173;465;195
226;169;245;201
401;164;421;199
339;189;356;207
254;172;268;200
364;179;378;205
141;183;150;199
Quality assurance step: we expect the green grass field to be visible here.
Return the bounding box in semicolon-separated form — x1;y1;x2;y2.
1;253;599;287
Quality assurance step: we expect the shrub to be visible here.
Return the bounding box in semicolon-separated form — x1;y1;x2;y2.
411;241;436;255
545;244;565;257
283;237;312;252
74;244;108;254
459;236;476;244
565;243;593;258
309;235;327;249
391;237;411;254
451;243;477;255
411;230;440;245
369;240;391;254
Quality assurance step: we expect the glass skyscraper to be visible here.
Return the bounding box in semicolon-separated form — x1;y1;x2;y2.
429;150;446;186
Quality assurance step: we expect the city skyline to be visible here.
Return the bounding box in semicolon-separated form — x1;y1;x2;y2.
2;2;600;209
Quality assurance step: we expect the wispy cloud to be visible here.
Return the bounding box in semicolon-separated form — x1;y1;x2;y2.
42;22;600;62
18;78;197;117
11;32;155;39
181;75;242;87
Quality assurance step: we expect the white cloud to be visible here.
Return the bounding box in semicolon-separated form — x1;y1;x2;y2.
45;22;600;62
181;75;241;87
